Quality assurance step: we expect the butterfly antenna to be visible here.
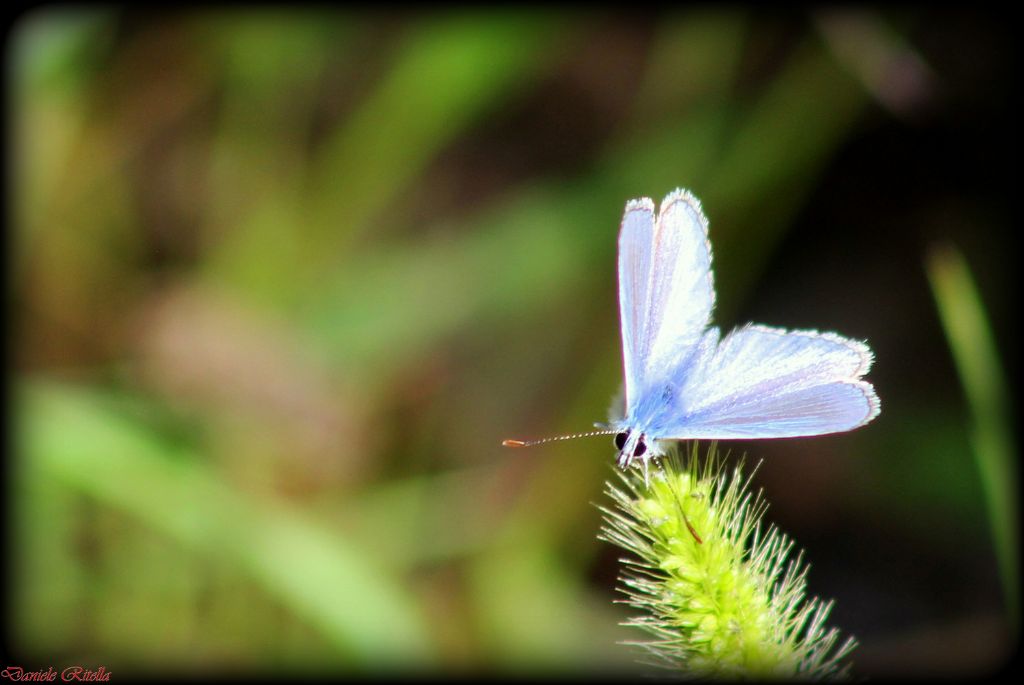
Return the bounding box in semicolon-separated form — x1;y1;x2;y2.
502;429;617;448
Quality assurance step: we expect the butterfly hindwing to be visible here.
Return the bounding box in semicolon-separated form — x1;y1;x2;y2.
657;324;879;439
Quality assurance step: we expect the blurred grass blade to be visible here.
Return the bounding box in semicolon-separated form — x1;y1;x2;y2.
815;9;935;118
308;11;563;246
926;244;1018;635
17;381;435;668
629;9;748;125
208;11;565;305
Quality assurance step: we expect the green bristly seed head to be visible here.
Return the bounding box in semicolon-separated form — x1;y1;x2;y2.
599;442;856;680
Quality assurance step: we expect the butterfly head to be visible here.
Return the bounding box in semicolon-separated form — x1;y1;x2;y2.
614;428;650;469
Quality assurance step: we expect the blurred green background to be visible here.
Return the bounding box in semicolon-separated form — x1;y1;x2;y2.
7;7;1016;678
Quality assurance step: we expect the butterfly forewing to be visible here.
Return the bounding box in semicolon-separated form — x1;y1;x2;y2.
618;190;715;414
617;198;656;411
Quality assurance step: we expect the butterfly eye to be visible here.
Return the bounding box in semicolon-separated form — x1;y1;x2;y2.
633;438;647;457
614;431;629;450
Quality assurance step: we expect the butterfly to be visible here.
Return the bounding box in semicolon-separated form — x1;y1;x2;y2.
504;189;880;477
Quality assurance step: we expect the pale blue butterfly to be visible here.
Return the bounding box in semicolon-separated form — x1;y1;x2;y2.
505;189;880;475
